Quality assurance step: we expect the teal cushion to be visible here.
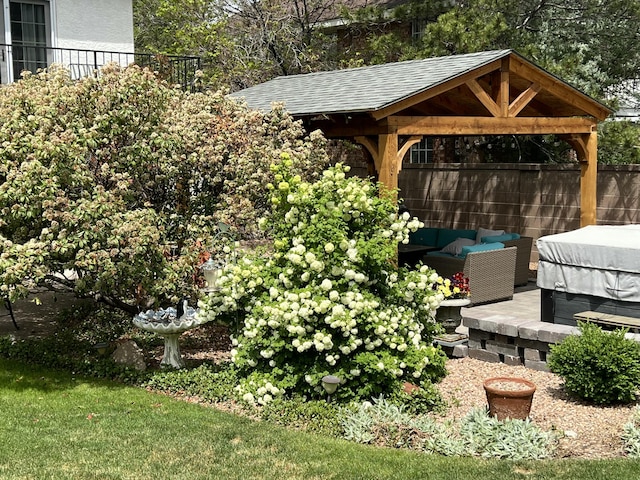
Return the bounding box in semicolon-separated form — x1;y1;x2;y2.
409;228;438;246
426;251;456;258
459;242;504;259
481;233;520;243
436;229;476;249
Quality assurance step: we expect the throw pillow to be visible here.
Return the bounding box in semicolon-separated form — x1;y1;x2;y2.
440;237;475;255
476;227;505;243
481;233;520;243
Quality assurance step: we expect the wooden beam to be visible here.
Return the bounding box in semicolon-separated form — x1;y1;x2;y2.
371;59;503;120
354;136;381;172
466;79;501;117
378;133;399;201
508;82;541;117
499;58;510;117
386;116;596;135
509;55;611;121
397;136;422;173
307;118;388;138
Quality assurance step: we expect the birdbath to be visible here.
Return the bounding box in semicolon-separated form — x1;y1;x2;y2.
132;306;203;368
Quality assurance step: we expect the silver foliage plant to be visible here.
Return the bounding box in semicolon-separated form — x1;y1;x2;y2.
623;407;640;457
341;397;558;460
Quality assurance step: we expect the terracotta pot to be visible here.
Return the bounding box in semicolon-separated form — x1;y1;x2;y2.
483;377;536;421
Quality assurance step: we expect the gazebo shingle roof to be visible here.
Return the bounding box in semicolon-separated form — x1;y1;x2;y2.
231;50;514;116
231;49;610;228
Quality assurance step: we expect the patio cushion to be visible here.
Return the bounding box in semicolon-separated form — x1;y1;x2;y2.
476;227;505;243
459;242;504;259
409;227;438;246
437;228;476;248
481;233;520;243
440;237;475;255
426;251;456;258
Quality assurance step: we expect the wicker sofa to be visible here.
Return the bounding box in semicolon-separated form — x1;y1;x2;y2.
408;227;533;286
425;247;517;305
500;236;533;286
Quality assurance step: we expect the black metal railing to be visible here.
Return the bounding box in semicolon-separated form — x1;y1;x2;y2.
0;44;201;91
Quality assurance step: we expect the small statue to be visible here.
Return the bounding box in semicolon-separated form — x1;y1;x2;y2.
176;298;189;319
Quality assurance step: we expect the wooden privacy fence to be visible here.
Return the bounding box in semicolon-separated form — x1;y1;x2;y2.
396;163;640;262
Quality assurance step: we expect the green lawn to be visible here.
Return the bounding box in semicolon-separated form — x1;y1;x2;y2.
1;358;639;480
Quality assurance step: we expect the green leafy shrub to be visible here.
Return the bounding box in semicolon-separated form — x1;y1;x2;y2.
341;399;557;459
0;64;329;314
144;363;239;401
0;303;148;383
198;160;448;409
260;397;346;437
0;334;144;384
548;321;640;404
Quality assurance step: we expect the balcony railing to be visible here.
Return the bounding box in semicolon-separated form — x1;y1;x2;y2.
0;44;201;91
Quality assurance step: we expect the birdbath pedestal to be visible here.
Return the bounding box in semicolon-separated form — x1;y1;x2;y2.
133;306;204;368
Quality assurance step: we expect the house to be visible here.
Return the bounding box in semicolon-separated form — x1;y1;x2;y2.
0;0;199;89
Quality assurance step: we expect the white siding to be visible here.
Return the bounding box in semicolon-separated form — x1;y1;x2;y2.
55;0;133;52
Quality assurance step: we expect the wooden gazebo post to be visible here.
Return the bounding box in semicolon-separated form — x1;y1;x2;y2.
377;133;399;200
564;131;599;226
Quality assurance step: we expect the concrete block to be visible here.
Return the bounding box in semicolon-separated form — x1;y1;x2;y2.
503;354;523;366
463;316;482;330
493;316;533;337
475;317;502;334
494;333;514;345
468;329;494;341
452;344;469;358
518;321;546;340
524;348;543;362
537;323;579;344
516;337;552;352
468;339;483;350
468;348;501;363
525;359;550;372
485;340;519;357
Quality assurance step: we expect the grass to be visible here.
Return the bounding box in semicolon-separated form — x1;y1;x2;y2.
1;360;640;479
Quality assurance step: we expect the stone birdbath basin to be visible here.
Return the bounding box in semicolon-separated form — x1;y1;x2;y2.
132;305;204;368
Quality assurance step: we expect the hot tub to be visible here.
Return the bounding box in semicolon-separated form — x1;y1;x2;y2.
536;225;640;325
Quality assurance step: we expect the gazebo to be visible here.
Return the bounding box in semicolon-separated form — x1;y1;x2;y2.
231;50;612;226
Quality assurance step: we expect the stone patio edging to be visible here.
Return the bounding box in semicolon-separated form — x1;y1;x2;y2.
456;315;640;371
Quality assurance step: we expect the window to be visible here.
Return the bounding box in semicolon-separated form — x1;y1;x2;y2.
9;1;50;81
409;137;434;164
411;19;426;43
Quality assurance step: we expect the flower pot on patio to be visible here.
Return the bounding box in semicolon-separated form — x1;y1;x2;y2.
483;377;536;421
435;298;471;335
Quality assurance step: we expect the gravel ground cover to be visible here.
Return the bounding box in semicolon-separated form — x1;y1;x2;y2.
439;356;638;459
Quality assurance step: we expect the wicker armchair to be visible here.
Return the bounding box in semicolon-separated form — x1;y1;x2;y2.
501;236;533;286
424;247;517;305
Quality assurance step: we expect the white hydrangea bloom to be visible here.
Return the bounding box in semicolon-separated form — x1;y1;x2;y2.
320;278;332;291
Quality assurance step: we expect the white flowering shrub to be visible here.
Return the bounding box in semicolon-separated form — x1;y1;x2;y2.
0;64;329;312
198;158;448;407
